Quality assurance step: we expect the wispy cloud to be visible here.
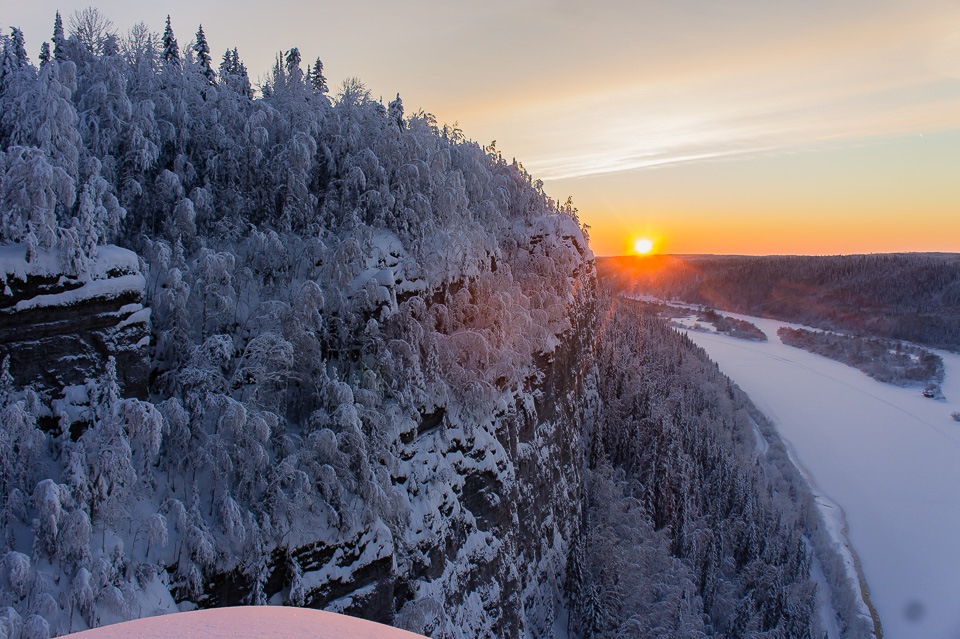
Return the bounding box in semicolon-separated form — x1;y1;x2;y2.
15;0;960;185
522;78;960;180
452;1;960;180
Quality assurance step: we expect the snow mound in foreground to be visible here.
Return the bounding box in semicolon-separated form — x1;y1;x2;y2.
61;607;428;639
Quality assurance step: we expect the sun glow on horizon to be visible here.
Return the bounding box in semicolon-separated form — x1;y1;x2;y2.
633;238;655;255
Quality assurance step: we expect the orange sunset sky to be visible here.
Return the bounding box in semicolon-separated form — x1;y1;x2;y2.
16;0;960;256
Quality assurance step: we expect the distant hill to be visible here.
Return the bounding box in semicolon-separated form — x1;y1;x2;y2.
598;253;960;351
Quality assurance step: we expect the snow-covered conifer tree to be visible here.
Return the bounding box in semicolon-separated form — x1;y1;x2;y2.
52;12;66;60
0;147;74;258
1;552;32;603
66;161;125;270
267;51;288;93
58;509;92;567
161;16;180;67
20;614;50;639
101;34;119;57
309;57;327;93
279;132;317;233
284;47;303;85
32;479;65;560
193;25;214;85
388;93;404;130
218;48;235;79
141;513;168;558
0;357;14;407
3;57;82;187
9;28;28;68
219;48;252;98
68;567;95;630
287;553;306;606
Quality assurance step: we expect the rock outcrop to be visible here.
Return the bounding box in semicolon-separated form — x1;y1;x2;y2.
0;244;150;406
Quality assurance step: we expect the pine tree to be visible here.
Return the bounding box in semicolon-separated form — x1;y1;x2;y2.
38;42;50;67
161;15;180;67
194;25;215;85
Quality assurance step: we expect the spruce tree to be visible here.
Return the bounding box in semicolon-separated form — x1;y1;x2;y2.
9;28;28;68
582;583;607;639
162;15;180;67
0;356;14;406
564;535;586;634
285;47;303;85
218;48;235;78
269;51;285;90
52;12;65;60
102;34;119;57
38;42;50;67
231;48;252;98
388;93;404;129
194;25;215;85
310;58;327;93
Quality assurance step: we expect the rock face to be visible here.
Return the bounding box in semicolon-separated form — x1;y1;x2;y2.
388;294;594;638
0;244;150;404
193;280;597;639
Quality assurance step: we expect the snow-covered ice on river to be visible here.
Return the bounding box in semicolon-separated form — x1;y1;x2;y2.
679;311;960;639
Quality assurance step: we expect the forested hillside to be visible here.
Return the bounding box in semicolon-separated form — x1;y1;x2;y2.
599;253;960;351
1;14;862;639
569;298;871;639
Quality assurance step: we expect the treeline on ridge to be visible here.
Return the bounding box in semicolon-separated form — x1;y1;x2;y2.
598;254;960;352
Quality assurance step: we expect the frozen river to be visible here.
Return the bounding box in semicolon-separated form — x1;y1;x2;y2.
678;312;960;639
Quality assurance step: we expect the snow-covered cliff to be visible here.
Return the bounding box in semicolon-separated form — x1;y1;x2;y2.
0;14;851;639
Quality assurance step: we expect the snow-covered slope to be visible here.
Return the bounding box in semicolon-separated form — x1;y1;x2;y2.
61;607;426;639
680;311;960;639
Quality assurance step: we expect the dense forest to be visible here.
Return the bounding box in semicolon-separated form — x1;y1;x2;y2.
570;298;874;639
684;309;767;342
777;327;943;389
0;13;864;639
599;254;960;352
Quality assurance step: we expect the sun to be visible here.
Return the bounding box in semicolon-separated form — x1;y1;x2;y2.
633;238;654;255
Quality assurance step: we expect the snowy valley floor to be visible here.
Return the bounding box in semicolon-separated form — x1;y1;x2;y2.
675;310;960;639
